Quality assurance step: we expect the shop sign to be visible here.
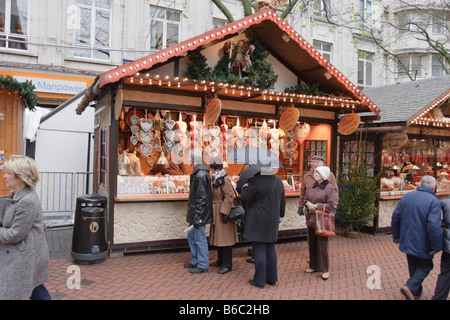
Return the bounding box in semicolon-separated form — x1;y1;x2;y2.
338;113;361;135
14;76;87;95
204;98;222;125
383;132;409;149
279;107;300;131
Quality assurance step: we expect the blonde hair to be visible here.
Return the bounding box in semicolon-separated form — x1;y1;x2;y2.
3;155;40;189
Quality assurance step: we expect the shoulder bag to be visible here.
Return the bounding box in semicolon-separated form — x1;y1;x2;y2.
314;209;336;237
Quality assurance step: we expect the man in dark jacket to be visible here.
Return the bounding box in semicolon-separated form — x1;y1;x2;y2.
185;149;213;274
239;169;285;288
392;175;443;300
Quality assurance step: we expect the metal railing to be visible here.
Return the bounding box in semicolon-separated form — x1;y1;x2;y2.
36;172;93;227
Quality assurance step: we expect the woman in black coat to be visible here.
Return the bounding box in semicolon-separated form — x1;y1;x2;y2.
238;170;285;288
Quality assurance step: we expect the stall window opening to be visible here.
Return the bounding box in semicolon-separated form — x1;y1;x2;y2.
0;0;28;51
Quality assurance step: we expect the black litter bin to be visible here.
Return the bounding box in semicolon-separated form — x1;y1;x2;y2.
71;194;108;265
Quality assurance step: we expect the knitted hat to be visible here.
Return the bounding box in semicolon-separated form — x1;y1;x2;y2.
314;166;330;181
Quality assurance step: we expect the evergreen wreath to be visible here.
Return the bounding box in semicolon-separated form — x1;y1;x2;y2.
0;75;38;109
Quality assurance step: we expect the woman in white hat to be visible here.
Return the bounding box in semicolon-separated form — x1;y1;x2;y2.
303;166;335;280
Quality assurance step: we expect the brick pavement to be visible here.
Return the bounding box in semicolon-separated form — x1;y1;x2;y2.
45;230;445;301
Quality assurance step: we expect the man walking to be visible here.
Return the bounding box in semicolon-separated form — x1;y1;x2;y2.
185;149;213;274
392;175;443;300
432;196;450;300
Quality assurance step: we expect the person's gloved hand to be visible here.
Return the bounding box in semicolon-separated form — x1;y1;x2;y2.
297;207;304;216
305;201;317;213
393;237;399;244
222;214;228;223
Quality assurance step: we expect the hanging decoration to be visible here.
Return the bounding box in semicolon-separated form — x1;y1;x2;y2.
294;123;310;145
204;97;222;125
278;106;300;131
338;113;361;135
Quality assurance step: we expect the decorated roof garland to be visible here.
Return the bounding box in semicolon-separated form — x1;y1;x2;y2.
0;75;38;109
98;8;379;117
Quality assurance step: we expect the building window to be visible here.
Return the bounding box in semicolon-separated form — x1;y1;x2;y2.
150;5;181;51
313;40;332;62
213;17;227;29
398;12;423;33
432;13;446;34
358;51;373;89
432;56;445;77
359;0;372;28
0;0;28;50
74;0;111;61
313;0;331;19
398;55;423;78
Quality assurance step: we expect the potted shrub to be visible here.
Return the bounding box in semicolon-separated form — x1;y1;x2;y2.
337;139;379;237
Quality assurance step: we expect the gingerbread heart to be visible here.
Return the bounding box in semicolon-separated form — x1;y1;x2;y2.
164;140;175;153
232;126;245;139
130;125;140;135
130;115;140;126
270;128;280;140
209;126;221;137
140;131;153;145
130;134;139;146
152;135;162;152
139;144;153;157
140;119;153;132
294;123;310;144
165;119;176;130
177;121;187;133
165;130;175;142
209;136;221;148
146;155;157;167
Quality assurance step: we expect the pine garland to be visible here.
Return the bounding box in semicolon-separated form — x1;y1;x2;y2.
0;75;38;109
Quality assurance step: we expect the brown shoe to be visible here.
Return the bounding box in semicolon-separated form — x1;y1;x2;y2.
400;286;415;300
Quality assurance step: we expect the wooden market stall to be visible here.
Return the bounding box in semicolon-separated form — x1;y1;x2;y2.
76;8;379;255
346;76;450;233
0;76;38;194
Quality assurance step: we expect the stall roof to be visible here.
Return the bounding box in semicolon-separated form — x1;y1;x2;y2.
363;76;450;127
76;8;379;117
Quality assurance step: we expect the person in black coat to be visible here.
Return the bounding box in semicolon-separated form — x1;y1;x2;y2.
238;169;285;288
185;150;213;274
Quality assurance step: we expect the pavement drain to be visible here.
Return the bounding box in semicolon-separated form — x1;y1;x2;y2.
81;279;95;286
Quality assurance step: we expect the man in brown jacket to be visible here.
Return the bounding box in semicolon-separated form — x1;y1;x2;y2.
298;155;339;215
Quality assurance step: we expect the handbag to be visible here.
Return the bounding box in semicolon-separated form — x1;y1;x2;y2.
219;183;245;221
314;209;336;237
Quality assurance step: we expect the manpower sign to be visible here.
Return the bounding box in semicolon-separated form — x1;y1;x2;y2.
14;76;87;95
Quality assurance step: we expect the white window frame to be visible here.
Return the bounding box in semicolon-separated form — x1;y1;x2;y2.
398;11;423;34
0;0;29;51
149;5;181;52
313;0;331;20
432;56;445;77
73;0;112;62
357;51;373;89
359;0;372;28
432;13;446;34
397;54;423;78
313;39;332;62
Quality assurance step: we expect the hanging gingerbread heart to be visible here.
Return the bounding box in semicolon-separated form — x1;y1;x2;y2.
165;119;176;130
146;155;157;167
140;131;153;145
130;115;140;126
130;125;140;135
139;144;153;157
165;130;176;142
130;134;139;146
164;140;175;153
140;119;153;132
294;123;310;144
